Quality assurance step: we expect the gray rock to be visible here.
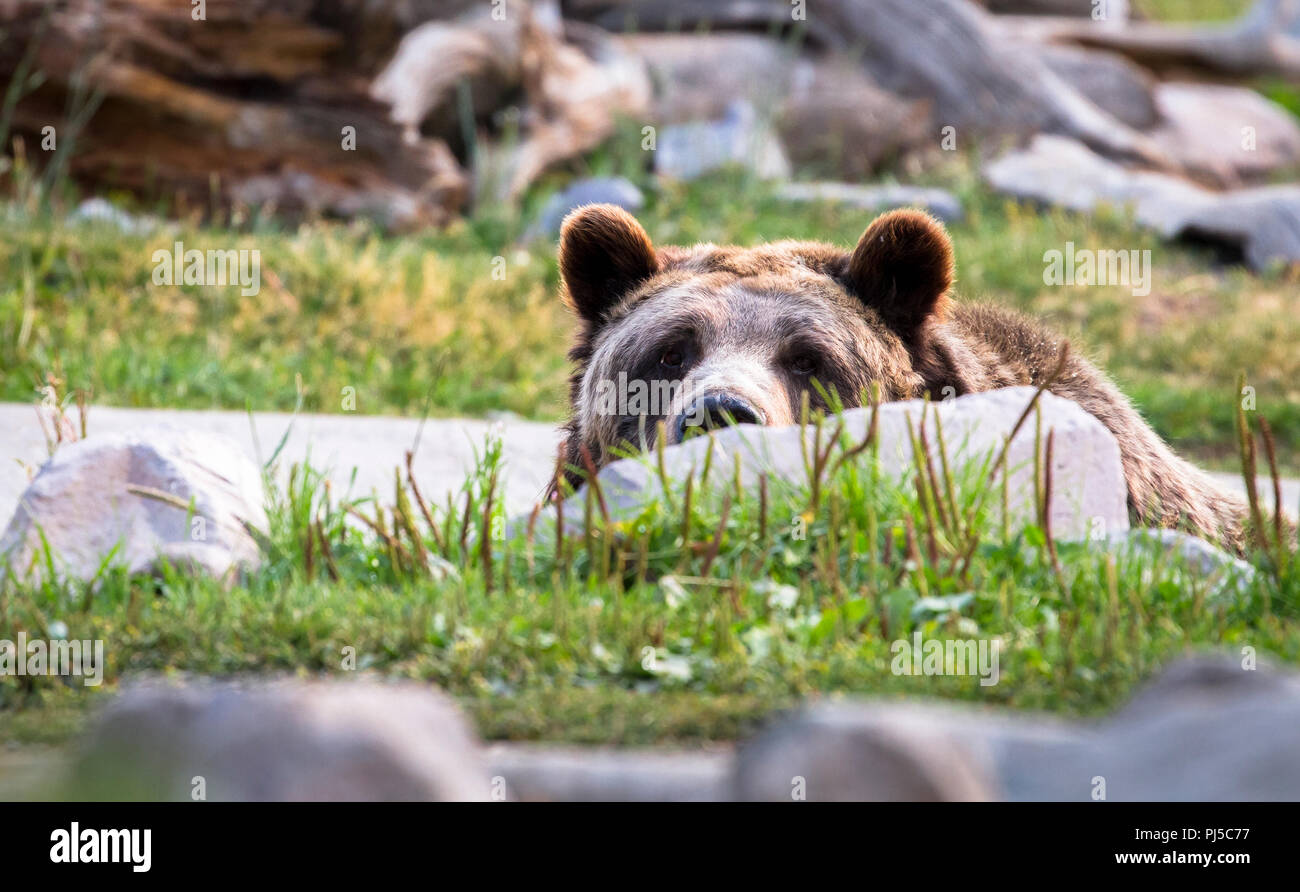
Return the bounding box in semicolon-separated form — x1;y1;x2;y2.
984;133;1300;271
69;679;490;801
1148;82;1300;186
775;182;963;223
546;387;1130;543
70;198;159;235
1108;528;1256;598
535;177;645;237
655;100;791;182
733;703;1000;801
0;428;267;587
994;654;1300;801
1210;470;1300;518
734;655;1300;801
1033;44;1157;131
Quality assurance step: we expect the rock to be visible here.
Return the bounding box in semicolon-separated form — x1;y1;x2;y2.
1210;470;1300;517
0;428;267;587
489;743;731;801
733;704;1000;801
733;655;1300;801
534;177;645;238
1148;83;1300;187
545;387;1130;543
993;654;1300;801
654;100;791;182
1033;44;1158;131
1108;528;1256;598
68;679;490;801
69;198;159;235
984;133;1300;271
623;33;932;179
1113;652;1293;719
775;182;964;223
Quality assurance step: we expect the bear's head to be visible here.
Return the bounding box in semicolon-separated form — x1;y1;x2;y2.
556;203;981;485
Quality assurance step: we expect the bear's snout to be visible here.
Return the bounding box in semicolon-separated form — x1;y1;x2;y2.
678;394;765;440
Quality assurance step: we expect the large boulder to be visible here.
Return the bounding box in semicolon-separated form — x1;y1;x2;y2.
1032;44;1158;131
68;679;490;801
733;703;1000;801
0;428;267;587
733;654;1300;801
550;387;1130;542
1147;83;1300;187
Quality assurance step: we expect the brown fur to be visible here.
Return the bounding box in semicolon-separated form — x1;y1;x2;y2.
553;204;1249;552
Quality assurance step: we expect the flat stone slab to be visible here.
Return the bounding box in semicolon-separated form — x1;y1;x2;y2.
0;404;564;529
487;743;732;802
1209;471;1300;516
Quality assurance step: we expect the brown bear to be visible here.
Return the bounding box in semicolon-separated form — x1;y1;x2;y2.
554;203;1249;551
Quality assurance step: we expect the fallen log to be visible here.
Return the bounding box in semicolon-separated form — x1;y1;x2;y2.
373;5;650;203
619;33;933;179
993;0;1300;79
564;0;1173;168
0;0;471;227
0;0;648;224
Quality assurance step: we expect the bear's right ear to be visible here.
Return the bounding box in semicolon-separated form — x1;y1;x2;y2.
845;208;954;340
559;204;659;325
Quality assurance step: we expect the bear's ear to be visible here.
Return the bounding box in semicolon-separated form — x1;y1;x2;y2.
845;209;954;338
559;204;659;325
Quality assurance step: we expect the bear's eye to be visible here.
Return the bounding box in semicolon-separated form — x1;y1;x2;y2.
789;354;817;376
659;347;685;370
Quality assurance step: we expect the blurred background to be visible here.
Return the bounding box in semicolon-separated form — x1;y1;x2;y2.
1;0;1298;470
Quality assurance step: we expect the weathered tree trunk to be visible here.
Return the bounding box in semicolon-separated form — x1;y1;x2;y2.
0;0;648;224
564;0;1172;168
995;0;1300;79
0;0;471;227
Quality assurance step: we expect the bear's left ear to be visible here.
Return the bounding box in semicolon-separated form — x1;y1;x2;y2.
845;209;954;339
559;204;659;325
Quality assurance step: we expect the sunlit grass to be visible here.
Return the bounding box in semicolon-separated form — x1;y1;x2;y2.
3;391;1297;747
1136;0;1251;21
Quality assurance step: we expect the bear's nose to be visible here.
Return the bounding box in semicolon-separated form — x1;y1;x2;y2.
679;395;764;440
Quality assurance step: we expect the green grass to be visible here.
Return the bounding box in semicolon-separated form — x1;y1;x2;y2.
4;393;1298;751
3;158;1300;471
1136;0;1251;21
